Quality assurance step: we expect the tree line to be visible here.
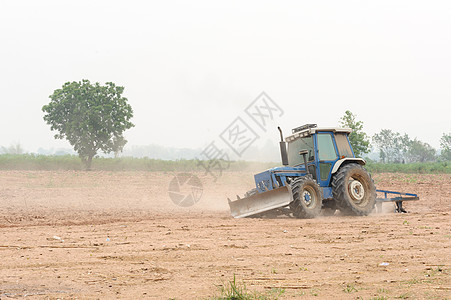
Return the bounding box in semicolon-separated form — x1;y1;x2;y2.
4;79;449;169
340;110;451;163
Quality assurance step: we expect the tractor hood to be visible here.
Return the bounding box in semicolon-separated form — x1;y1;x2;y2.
254;166;307;193
269;166;306;173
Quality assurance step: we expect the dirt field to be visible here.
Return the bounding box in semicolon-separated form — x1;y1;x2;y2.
0;171;450;299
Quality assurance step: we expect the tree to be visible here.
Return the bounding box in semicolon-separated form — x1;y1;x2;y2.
372;129;408;163
42;80;134;169
398;133;411;161
373;130;437;163
339;110;370;157
406;139;436;162
440;133;451;161
0;143;24;154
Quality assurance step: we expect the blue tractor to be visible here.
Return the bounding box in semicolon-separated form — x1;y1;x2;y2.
228;124;419;218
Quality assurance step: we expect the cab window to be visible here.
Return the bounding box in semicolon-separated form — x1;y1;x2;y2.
317;133;338;161
288;136;314;166
335;133;354;158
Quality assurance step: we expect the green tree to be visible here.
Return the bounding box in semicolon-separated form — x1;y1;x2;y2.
0;143;24;154
372;130;437;163
406;138;436;162
372;129;408;163
397;133;411;162
440;133;451;161
42;80;134;170
339;110;370;157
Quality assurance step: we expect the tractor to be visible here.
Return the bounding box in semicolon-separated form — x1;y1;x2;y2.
228;124;419;218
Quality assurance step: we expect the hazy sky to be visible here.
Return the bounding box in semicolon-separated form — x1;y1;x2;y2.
1;1;450;154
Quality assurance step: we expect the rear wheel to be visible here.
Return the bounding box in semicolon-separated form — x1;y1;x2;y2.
332;164;376;216
290;176;322;218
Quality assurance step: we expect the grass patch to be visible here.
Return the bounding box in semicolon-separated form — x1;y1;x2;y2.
210;274;285;300
404;277;421;286
343;283;357;293
309;288;320;297
395;292;411;299
427;265;446;276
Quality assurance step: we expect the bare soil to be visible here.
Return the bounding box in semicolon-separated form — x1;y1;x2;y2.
0;171;450;299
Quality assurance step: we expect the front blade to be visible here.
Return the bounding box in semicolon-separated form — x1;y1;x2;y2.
228;186;293;218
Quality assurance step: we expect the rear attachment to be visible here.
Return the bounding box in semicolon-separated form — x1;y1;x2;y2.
376;189;419;213
228;186;293;218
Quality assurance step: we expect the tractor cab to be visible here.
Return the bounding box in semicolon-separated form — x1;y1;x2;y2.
285;124;364;188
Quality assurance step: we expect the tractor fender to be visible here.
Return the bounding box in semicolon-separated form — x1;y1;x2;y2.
331;158;366;174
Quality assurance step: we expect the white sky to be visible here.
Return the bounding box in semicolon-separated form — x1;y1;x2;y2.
1;0;450;153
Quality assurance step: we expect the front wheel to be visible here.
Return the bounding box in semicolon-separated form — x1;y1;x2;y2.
290;176;323;219
332;164;376;216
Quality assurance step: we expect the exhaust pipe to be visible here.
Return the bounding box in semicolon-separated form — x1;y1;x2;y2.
278;127;289;166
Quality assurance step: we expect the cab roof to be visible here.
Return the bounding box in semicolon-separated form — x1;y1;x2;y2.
285;127;352;142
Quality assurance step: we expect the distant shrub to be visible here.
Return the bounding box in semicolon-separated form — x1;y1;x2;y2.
0;154;276;172
365;161;451;174
1;154;449;174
